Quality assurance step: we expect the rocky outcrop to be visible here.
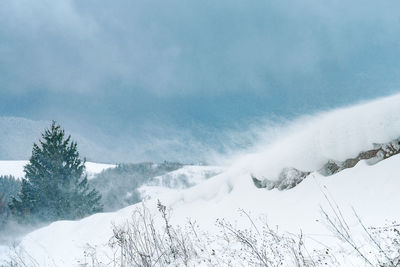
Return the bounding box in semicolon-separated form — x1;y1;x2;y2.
252;137;400;190
252;167;310;190
318;138;400;176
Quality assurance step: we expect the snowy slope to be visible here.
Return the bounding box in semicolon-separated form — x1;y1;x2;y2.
0;161;26;178
84;162;117;179
1;94;400;266
139;165;224;200
2;155;399;266
0;160;116;179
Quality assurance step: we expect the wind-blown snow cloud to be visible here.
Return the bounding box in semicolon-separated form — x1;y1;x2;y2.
231;93;400;179
1;0;400;162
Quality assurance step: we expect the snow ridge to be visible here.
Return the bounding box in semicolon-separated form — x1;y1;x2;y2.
233;93;400;182
252;136;400;190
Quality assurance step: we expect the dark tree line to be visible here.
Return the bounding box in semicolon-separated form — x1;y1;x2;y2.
90;161;183;211
0;175;21;229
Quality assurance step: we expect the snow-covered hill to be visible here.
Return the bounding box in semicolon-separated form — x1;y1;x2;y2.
139;165;225;200
2;155;399;266
1;94;400;266
0;161;116;179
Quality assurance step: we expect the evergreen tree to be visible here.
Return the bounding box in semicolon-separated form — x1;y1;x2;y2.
0;175;21;228
0;175;21;202
9;122;102;223
0;192;7;226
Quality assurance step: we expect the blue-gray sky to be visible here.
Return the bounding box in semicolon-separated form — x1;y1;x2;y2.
1;0;400;162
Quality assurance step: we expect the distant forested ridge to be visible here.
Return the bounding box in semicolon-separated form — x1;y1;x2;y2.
90;162;183;211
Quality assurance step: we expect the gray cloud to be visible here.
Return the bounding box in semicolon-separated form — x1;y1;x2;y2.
1;0;400;96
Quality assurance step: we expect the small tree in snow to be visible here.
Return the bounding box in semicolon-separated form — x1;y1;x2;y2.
9;121;102;223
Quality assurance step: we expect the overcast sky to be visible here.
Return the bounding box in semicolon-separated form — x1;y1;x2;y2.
1;0;400;162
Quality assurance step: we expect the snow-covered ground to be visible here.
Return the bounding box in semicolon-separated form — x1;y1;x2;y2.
1;94;400;266
1;155;398;266
84;162;117;179
0;161;26;178
0;161;116;179
139;165;225;199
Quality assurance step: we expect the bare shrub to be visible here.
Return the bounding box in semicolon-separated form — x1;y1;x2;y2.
215;209;337;267
83;202;336;267
320;189;400;266
106;200;199;267
3;245;41;267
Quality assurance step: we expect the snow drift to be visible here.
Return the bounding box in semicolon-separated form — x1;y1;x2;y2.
233;93;400;180
0;161;116;179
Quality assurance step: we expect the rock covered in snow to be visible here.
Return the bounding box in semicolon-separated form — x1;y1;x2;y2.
253;137;400;190
318;137;400;176
252;167;310;190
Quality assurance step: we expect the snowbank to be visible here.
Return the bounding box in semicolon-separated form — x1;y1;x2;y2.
2;154;399;266
0;161;116;179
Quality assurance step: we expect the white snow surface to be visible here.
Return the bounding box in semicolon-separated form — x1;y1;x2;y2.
2;156;399;266
0;161;116;179
139;165;225;199
1;93;400;265
0;161;26;179
84;162;117;179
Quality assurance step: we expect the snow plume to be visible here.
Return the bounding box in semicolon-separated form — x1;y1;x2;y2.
229;93;400;180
